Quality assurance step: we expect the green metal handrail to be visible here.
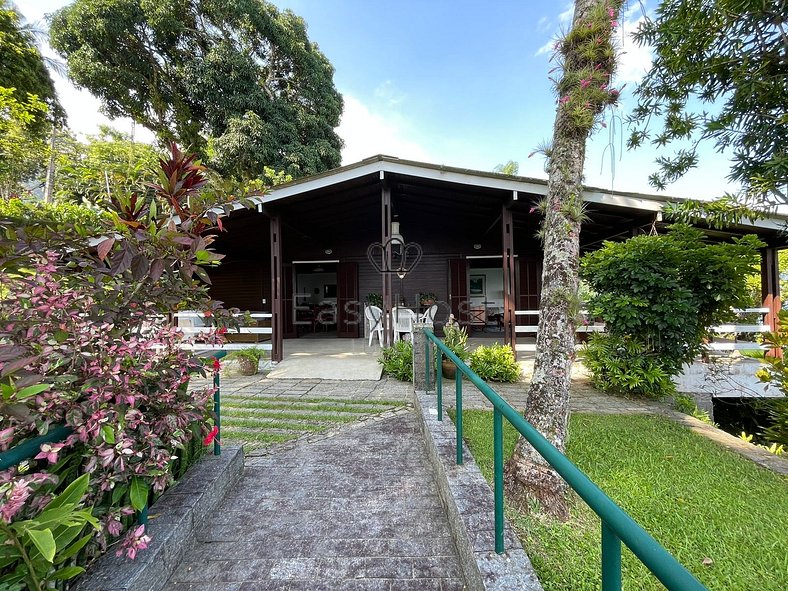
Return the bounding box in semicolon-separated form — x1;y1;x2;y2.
423;328;708;591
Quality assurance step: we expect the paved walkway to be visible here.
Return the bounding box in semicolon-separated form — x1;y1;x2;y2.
165;409;465;590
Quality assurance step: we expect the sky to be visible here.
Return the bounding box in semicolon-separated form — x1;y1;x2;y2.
14;0;740;200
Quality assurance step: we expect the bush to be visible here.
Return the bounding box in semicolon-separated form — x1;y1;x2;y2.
379;341;413;381
580;224;762;396
0;144;249;587
469;343;521;382
582;334;676;398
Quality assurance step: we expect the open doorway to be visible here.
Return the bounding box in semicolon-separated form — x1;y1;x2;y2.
293;261;338;337
467;257;505;336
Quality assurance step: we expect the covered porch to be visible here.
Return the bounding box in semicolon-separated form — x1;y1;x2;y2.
205;155;788;363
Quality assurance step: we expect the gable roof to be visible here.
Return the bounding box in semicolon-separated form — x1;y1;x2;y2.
259;155;787;235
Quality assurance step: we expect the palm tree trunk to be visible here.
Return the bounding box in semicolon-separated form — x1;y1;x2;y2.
504;0;622;519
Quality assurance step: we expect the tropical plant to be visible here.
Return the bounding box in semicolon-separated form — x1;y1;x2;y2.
50;127;162;208
0;474;100;590
580;224;763;396
379;341;413;382
469;343;520;383
365;293;383;308
442;321;469;362
754;311;788;448
583;334;676;398
50;0;343;180
0;144;251;585
419;292;437;305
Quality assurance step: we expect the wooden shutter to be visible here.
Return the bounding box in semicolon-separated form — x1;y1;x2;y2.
337;262;359;338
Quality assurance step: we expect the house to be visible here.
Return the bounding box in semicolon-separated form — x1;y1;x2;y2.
205;155;788;362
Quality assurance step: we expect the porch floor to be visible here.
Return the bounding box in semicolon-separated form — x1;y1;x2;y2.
268;338;384;380
266;337;533;381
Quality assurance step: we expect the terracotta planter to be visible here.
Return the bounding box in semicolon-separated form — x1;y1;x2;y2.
237;357;258;376
442;359;456;379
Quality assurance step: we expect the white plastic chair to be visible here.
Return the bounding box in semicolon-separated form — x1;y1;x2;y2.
392;307;417;342
420;304;438;325
364;305;384;346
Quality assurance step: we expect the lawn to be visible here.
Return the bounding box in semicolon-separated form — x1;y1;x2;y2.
457;411;788;591
221;395;406;451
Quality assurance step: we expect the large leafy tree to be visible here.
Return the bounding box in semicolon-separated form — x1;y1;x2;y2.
628;1;788;201
49;0;344;180
0;1;61;131
504;0;623;518
0;1;62;197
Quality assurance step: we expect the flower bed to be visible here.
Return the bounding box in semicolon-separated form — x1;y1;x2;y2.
0;145;250;589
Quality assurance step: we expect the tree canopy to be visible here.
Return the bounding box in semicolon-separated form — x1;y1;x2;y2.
0;1;61;197
51;126;163;208
49;0;344;180
0;1;61;129
628;1;788;201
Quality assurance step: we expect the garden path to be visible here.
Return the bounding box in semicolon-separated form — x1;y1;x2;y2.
164;388;465;591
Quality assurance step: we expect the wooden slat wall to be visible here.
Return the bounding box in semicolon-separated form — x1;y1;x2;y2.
208;263;264;312
518;258;542;325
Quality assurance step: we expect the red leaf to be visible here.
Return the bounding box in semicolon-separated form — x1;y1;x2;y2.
149;259;165;281
97;238;115;261
110;247;134;275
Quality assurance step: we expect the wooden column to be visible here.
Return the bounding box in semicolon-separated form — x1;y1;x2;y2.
502;204;517;353
381;178;394;345
762;247;781;333
270;215;283;362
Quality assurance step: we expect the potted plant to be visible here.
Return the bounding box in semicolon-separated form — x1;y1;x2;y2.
226;347;265;376
365;293;383;308
441;316;469;379
419;292;437;306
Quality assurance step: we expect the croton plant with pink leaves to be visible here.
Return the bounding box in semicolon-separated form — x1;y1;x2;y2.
0;145;257;590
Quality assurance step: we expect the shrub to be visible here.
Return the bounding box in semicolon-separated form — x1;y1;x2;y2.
754;311;788;447
442;319;469;362
582;333;676;398
580;224;762;396
0;144;252;586
469;343;521;382
379;341;413;382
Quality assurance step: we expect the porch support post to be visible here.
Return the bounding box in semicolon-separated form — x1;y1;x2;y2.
761;246;781;343
502;204;517;354
381;178;394;345
270;215;284;362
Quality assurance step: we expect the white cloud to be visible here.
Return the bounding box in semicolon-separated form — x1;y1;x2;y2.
558;3;574;23
373;80;406;108
536;16;550;33
614;10;652;84
535;39;555;57
337;95;431;165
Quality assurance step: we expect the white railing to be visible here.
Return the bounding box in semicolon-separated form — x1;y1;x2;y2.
513;307;771;353
707;307;770;352
514;310;605;352
174;311;273;352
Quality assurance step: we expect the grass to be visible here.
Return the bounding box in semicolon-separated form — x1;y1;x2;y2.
456;410;788;591
220;395;406;452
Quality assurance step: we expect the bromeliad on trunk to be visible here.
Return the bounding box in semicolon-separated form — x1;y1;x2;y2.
504;0;624;520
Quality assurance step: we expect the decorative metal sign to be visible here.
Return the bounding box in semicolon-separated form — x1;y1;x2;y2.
366;238;423;278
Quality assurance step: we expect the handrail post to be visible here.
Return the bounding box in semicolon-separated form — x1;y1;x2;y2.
425;338;431;392
214;363;221;456
493;408;504;554
602;521;622;591
455;370;463;465
436;347;443;421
